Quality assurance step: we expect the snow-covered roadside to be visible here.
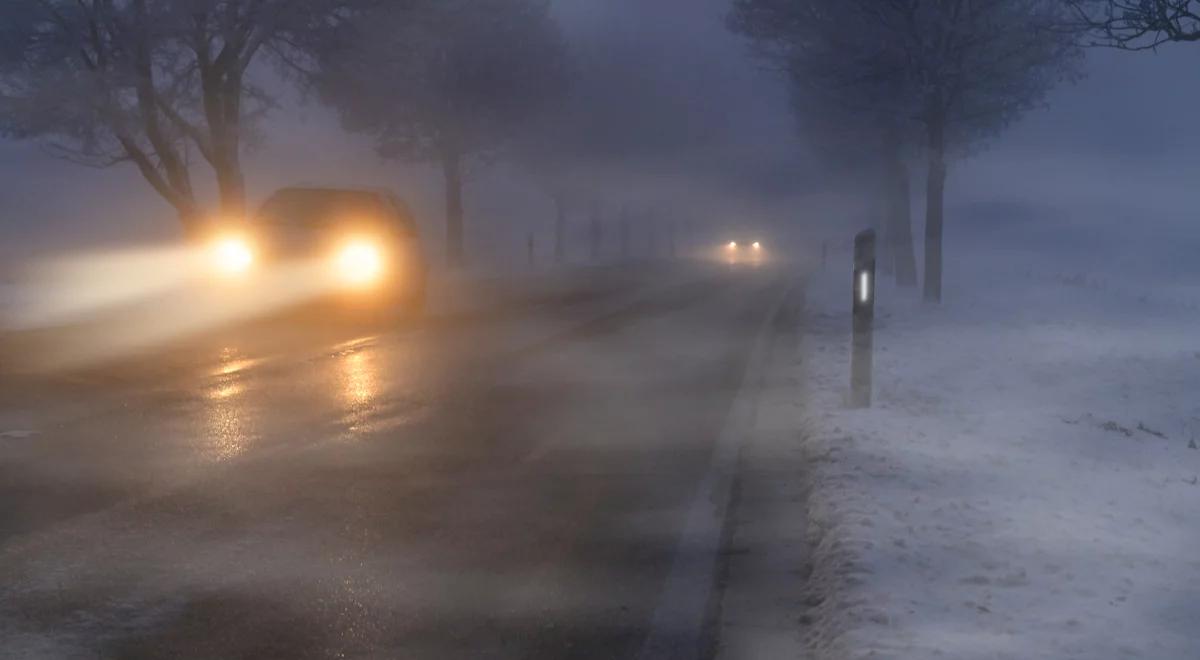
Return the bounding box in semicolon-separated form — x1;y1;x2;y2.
795;245;1200;659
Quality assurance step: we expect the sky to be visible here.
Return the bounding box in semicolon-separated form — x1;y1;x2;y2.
0;1;1197;267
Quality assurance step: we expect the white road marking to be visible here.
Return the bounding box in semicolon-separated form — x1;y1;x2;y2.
637;281;792;660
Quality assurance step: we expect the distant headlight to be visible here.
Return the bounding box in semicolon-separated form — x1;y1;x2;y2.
336;240;385;286
727;241;738;249
210;236;254;276
752;241;762;250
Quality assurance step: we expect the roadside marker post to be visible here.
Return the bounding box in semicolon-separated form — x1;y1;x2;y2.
850;229;876;408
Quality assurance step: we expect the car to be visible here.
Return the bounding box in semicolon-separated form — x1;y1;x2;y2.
721;238;767;264
204;187;428;314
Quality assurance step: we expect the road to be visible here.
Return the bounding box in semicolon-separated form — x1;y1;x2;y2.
0;263;795;659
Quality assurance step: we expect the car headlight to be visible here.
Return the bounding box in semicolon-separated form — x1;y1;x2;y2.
727;241;738;250
335;240;385;286
210;236;254;276
752;241;762;250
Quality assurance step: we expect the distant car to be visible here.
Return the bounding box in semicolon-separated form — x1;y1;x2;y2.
721;238;766;264
204;187;428;313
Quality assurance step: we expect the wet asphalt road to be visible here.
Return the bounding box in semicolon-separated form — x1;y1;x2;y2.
0;264;792;659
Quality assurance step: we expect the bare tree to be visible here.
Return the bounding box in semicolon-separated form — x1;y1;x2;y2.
1066;0;1200;48
733;0;1081;302
0;0;355;231
0;1;202;229
312;0;568;269
906;0;1081;302
152;0;365;217
730;0;922;287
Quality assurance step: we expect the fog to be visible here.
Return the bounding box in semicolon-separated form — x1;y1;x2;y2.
2;2;1200;657
1;1;1199;354
0;0;802;262
954;47;1200;239
0;1;1195;265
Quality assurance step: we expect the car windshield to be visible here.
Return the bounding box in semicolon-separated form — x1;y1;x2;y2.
257;190;384;227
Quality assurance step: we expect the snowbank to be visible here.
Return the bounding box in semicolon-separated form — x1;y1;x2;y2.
796;240;1200;659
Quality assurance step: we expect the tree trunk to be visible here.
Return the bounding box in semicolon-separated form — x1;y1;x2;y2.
129;0;199;231
214;155;245;219
196;59;246;219
178;206;206;240
215;70;246;218
553;193;567;265
880;129;918;287
877;183;895;277
923;108;948;303
116;134;201;238
442;149;466;269
890;158;919;287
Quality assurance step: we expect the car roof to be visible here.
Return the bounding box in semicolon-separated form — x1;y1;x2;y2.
256;187;418;233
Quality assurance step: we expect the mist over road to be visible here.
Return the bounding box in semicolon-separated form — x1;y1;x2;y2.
0;263;796;659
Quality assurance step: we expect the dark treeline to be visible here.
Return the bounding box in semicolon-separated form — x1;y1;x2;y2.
0;1;1185;281
0;0;569;266
728;0;1083;301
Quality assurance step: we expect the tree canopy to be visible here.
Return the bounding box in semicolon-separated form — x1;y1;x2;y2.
0;0;358;230
730;0;1082;300
312;0;569;266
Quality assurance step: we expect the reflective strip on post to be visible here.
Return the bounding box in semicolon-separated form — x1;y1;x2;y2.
851;229;876;408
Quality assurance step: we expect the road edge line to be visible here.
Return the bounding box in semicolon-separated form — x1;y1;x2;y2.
636;277;795;660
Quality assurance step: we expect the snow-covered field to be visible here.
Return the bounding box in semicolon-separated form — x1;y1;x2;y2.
795;233;1200;658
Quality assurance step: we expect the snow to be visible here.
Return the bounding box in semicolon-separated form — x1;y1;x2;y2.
793;235;1200;659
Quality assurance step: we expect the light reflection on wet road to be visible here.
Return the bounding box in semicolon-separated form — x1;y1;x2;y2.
335;338;382;427
0;265;793;659
202;348;255;461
